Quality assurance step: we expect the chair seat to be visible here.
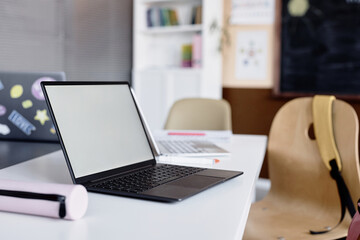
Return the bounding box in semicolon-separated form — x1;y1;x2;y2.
245;195;351;239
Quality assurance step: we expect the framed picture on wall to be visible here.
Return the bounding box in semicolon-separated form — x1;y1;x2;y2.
273;0;360;99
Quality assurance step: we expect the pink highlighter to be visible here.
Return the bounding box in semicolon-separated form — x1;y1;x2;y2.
0;179;88;220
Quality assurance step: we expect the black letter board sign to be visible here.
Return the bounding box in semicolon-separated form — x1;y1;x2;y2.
274;0;360;99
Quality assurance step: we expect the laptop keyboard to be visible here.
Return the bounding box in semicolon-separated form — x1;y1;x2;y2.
90;164;204;193
157;140;226;154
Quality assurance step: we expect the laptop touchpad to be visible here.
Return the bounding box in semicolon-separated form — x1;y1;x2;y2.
168;175;223;189
142;175;224;200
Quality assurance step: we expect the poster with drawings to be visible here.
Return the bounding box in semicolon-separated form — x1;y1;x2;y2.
235;30;268;81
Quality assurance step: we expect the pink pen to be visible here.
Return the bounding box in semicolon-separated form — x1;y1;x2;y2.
168;132;206;136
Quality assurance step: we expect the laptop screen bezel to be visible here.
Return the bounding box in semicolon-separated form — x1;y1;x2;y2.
41;81;157;184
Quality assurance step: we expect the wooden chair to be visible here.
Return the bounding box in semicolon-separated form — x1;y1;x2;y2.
244;97;360;240
164;98;232;130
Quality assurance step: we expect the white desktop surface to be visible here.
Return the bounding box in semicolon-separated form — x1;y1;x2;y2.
0;134;267;240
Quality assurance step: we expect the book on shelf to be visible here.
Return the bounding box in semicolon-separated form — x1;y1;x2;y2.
192;33;202;68
150;8;161;27
146;7;179;28
146;5;202;28
162;9;171;26
195;5;202;24
181;44;192;68
180;33;202;69
169;9;179;25
146;8;152;27
191;5;202;25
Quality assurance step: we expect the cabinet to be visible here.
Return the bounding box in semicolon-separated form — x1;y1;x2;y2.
133;0;223;130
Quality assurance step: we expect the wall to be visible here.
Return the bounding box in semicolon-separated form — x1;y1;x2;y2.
0;0;133;82
222;88;284;178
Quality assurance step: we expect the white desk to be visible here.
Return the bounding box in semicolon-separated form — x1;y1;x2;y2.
0;134;267;240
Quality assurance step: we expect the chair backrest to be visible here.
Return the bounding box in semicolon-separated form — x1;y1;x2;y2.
164;98;232;130
267;97;360;222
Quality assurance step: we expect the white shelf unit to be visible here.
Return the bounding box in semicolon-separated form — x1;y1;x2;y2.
133;0;223;130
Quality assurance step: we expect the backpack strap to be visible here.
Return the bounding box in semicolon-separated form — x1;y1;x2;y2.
310;95;356;234
312;95;342;171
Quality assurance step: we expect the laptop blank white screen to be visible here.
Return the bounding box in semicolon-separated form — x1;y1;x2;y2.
44;84;154;178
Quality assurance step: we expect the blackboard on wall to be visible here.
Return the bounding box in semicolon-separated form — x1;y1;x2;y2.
274;0;360;98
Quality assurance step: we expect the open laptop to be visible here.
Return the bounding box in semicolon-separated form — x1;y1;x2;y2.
0;71;65;142
41;81;243;202
155;138;230;157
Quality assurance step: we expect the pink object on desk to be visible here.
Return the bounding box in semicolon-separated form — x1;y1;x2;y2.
168;132;206;136
0;179;88;220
